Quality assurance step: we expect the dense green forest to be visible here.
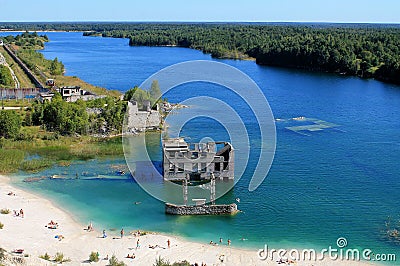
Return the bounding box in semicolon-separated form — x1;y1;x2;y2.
1;23;399;83
25;94;127;136
86;24;400;84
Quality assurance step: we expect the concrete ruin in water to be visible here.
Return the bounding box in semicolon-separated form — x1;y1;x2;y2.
162;138;238;215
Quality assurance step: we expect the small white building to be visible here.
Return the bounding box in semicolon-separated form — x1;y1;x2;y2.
58;86;104;102
59;86;82;98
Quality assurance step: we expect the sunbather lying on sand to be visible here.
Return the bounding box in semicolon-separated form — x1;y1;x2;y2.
148;244;164;249
12;249;24;254
46;220;59;229
126;254;135;259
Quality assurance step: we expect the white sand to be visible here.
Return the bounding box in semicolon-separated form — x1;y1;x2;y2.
0;175;374;266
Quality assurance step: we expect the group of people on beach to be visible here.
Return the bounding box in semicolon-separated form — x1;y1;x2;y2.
126;253;135;259
277;257;295;265
46;220;58;229
210;238;230;246
133;229;142;237
85;223;176;262
13;209;24;218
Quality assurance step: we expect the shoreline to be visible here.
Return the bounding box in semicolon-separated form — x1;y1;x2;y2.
0;174;375;265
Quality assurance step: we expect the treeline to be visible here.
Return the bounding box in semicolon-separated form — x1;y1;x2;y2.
1;23;399;84
0;95;127;140
1;22;399;32
0;22;164;32
25;95;127;136
89;24;400;84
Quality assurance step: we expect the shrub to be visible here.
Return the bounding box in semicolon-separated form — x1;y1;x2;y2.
0;209;10;215
89;251;99;262
154;256;171;266
109;255;127;266
0;247;6;261
154;257;191;266
39;253;51;261
0;110;22;139
0;222;4;229
53;252;70;263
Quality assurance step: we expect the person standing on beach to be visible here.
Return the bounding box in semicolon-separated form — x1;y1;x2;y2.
19;209;24;218
102;229;107;238
167;239;170;248
227;239;231;246
136;239;140;249
87;222;93;232
120;228;124;238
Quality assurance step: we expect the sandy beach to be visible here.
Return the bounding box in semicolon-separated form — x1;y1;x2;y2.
0;174;374;266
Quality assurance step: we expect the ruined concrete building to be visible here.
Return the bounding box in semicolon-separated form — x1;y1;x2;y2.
126;100;161;132
162;138;234;181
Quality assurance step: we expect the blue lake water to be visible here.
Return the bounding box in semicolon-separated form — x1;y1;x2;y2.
1;32;400;261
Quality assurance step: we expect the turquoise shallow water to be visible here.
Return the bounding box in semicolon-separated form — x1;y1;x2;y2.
2;32;400;263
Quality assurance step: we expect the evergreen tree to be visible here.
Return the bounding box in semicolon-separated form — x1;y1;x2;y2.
0;110;21;139
150;80;162;101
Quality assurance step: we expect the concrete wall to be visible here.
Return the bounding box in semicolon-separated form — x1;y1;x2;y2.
127;101;161;132
0;88;41;99
165;203;238;215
